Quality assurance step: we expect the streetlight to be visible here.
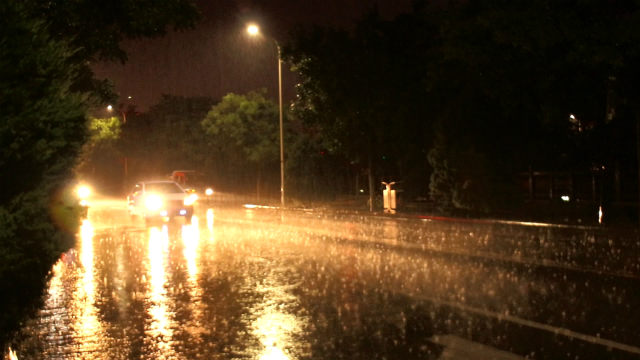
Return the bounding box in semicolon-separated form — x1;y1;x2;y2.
247;23;285;208
107;104;126;124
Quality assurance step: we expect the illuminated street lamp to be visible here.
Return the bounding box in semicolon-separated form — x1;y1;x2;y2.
107;104;126;124
247;23;285;208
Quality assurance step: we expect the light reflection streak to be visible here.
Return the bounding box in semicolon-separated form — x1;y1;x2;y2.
182;221;199;281
254;310;299;360
8;347;18;360
46;255;67;306
250;274;307;360
181;221;204;335
80;220;94;299
146;225;176;357
73;219;105;354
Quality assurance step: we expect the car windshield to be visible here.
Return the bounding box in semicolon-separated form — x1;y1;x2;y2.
145;182;183;194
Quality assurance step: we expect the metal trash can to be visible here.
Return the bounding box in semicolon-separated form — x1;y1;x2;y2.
382;181;397;214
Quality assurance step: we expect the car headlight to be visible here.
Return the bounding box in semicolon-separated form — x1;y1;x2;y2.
145;194;164;211
184;193;198;206
76;185;91;200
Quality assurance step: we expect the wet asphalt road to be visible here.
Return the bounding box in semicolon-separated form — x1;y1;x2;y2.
6;200;640;359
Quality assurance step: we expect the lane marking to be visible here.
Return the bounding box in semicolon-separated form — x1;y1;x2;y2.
417;295;640;355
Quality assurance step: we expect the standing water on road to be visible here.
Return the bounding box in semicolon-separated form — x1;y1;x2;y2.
4;202;640;359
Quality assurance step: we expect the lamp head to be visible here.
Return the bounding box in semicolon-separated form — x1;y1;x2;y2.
247;24;260;36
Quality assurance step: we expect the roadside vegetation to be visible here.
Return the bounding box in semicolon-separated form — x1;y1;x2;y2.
0;0;198;350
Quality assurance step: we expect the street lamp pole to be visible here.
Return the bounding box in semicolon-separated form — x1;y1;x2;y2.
277;51;285;208
248;24;285;208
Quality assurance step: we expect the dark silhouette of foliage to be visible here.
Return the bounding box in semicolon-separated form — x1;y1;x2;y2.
117;94;216;189
0;0;199;351
283;0;640;216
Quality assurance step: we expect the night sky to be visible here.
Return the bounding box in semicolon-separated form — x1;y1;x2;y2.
92;0;412;111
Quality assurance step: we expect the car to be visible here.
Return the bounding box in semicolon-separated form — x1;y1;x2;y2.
127;180;197;225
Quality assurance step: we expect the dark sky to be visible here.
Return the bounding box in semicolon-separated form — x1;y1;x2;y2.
92;0;412;111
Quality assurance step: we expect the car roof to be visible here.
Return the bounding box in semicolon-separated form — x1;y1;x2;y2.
136;180;185;188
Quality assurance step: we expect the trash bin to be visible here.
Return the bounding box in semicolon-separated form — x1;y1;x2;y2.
382;181;397;214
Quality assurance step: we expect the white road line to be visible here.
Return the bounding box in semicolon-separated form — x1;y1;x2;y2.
417;295;640;355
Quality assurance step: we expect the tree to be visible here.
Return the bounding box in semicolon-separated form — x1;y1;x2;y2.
0;0;199;350
113;94;215;192
422;0;640;214
202;90;279;198
0;0;88;347
283;9;438;209
25;0;199;63
76;116;123;192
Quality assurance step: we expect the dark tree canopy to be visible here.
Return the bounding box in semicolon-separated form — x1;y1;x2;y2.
26;0;199;62
282;0;640;214
0;0;199;350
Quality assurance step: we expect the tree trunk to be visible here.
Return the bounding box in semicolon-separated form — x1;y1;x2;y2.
368;151;374;212
636;113;640;225
256;167;262;202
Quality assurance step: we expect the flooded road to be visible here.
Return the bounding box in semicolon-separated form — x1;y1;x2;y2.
6;200;640;359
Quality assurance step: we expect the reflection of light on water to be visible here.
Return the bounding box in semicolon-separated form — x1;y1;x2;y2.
47;256;66;303
182;222;199;280
249;273;307;360
146;226;175;356
80;220;95;298
182;222;204;332
73;219;105;353
254;311;299;360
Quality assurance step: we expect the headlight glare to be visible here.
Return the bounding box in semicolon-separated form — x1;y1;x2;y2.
184;193;198;206
145;194;163;211
76;185;91;200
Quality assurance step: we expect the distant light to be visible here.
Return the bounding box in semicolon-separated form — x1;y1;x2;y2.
127;96;132;99
569;114;575;120
205;188;214;196
244;204;258;209
359;189;364;193
179;209;187;215
561;195;570;202
107;105;113;111
247;24;260;36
